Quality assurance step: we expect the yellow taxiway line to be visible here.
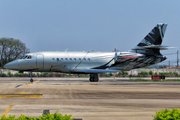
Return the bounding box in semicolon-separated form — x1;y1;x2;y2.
19;92;26;94
27;80;40;86
0;94;42;98
1;105;14;117
0;80;42;118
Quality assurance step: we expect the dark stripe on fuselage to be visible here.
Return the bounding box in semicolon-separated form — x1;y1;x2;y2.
92;58;114;69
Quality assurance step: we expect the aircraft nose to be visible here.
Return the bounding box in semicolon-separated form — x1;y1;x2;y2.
4;60;19;70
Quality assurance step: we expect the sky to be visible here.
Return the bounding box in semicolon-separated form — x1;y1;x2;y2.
0;0;180;66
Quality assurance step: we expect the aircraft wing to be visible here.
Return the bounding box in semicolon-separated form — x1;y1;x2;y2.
70;68;120;73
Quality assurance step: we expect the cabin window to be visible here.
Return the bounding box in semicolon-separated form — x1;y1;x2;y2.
57;58;59;61
52;58;55;61
79;58;81;61
88;58;90;61
61;58;63;61
83;58;86;61
70;58;72;61
65;58;68;61
74;58;76;61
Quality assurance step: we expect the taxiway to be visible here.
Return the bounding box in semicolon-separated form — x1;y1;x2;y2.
0;77;180;120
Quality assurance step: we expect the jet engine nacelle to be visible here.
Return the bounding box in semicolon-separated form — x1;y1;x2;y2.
115;52;145;63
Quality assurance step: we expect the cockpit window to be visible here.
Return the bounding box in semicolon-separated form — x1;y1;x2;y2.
19;55;32;59
23;55;28;59
20;56;24;59
27;55;32;59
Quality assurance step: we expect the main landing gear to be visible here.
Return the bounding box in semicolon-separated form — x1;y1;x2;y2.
30;72;34;83
89;73;99;82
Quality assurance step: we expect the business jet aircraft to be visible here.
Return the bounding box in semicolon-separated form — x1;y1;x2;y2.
4;23;171;82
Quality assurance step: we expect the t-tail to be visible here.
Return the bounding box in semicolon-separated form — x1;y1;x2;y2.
130;23;173;55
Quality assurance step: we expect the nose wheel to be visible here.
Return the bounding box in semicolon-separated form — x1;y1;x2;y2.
29;72;34;82
30;78;34;83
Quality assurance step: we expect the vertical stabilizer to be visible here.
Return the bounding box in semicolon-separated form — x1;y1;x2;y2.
130;23;167;55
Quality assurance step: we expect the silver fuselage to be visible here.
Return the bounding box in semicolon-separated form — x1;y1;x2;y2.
4;51;166;73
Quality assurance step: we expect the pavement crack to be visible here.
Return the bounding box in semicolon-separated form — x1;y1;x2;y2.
15;84;23;88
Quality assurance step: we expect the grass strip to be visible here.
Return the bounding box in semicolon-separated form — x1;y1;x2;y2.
129;78;180;82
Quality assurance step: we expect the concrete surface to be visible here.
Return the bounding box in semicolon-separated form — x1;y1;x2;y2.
0;77;180;120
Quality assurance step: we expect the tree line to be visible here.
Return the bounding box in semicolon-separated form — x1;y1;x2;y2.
0;37;30;67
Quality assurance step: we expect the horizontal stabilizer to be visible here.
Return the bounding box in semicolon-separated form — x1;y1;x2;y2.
71;68;119;73
143;45;175;50
132;45;176;50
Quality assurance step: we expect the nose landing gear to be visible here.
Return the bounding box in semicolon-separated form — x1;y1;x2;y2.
89;73;99;82
30;72;34;83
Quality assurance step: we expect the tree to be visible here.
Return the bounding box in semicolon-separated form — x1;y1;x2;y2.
0;38;30;67
149;70;153;75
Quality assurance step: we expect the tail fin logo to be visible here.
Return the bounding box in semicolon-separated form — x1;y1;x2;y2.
137;23;167;47
130;23;169;55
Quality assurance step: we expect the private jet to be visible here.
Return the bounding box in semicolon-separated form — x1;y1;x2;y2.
4;23;171;82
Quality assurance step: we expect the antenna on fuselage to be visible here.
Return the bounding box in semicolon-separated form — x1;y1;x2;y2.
65;48;68;52
114;48;118;62
114;48;120;52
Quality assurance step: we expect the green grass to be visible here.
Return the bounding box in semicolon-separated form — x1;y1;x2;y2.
153;108;180;120
129;78;180;82
0;111;74;120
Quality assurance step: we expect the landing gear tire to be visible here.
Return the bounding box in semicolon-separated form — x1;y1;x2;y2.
30;79;34;83
94;78;99;82
90;77;94;82
89;73;99;82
